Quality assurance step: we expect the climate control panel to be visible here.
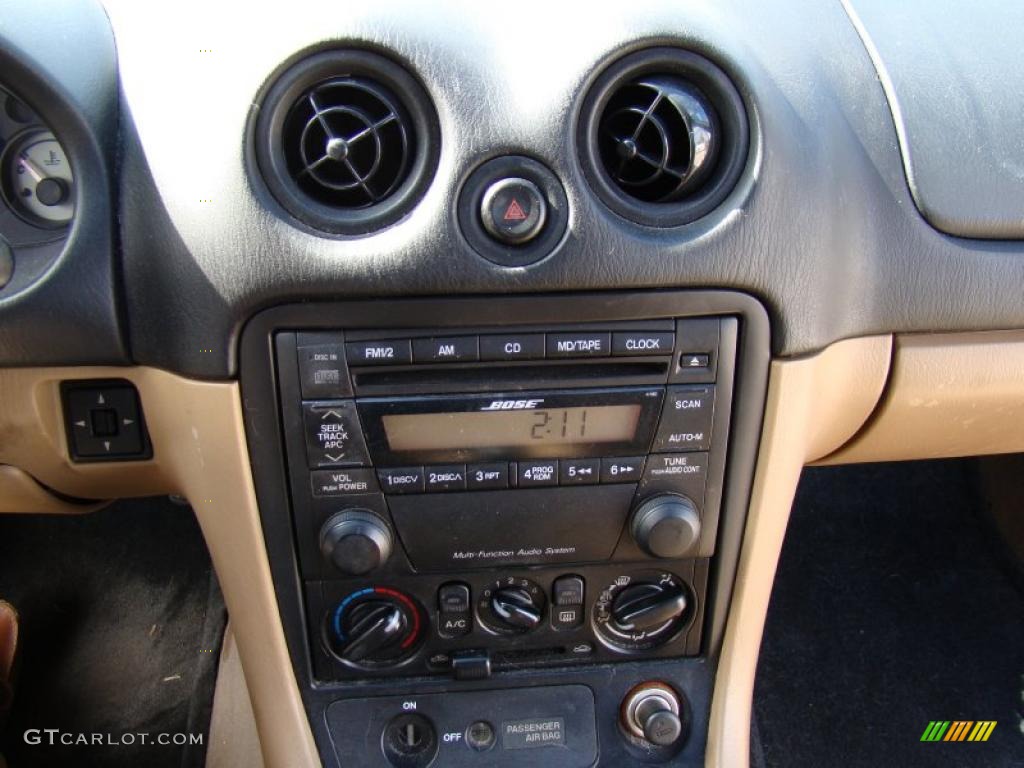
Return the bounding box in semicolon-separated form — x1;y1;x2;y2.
309;563;706;680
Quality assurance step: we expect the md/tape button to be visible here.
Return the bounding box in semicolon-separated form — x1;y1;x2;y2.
546;332;610;358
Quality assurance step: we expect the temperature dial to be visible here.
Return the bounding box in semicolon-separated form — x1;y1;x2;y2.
477;577;546;634
325;587;424;668
1;131;74;228
593;571;692;652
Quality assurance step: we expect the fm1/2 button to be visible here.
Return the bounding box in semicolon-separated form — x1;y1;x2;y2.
480;177;547;245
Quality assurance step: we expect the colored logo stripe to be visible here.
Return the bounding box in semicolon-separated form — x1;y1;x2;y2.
920;720;996;742
968;721;997;742
921;721;950;741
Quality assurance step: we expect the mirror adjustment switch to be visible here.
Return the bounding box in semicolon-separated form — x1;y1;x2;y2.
62;380;151;462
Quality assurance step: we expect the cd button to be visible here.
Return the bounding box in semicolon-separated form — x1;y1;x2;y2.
559;458;600;485
600;456;645;483
516;460;558;487
466;462;509;490
377;467;425;494
412;335;479;363
425;464;467;492
478;333;545;361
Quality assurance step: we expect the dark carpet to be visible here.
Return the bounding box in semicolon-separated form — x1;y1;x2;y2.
0;497;225;768
755;460;1024;767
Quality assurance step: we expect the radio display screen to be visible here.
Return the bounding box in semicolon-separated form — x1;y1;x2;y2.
381;405;642;452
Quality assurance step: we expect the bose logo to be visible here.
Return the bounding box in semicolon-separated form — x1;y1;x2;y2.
480;399;544;411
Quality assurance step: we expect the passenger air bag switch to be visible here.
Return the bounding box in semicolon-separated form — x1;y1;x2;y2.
62;380;150;462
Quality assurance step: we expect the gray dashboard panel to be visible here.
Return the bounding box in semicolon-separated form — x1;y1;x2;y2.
845;0;1024;239
103;0;1024;378
0;0;125;366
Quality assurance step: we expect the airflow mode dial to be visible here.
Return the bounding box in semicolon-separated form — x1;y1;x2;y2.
254;50;440;235
579;48;748;228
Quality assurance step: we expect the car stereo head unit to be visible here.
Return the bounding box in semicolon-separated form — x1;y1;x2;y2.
268;310;741;682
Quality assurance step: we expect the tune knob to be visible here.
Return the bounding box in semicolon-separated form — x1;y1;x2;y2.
319;509;393;575
630;494;701;558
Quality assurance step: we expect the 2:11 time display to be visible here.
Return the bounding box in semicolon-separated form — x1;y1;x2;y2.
529;409;588;440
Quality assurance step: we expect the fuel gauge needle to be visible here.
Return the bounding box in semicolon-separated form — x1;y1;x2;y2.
17;153;46;184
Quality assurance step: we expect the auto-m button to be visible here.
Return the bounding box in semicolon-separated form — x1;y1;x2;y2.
652;385;715;452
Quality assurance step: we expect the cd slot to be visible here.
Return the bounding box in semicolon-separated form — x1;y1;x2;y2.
352;360;669;396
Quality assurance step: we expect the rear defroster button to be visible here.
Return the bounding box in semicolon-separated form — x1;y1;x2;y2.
480;177;547;245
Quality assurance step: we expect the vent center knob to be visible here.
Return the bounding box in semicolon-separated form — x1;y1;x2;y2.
617;138;639;161
325;137;350;161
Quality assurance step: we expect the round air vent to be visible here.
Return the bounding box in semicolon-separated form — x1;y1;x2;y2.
254;50;440;235
578;48;748;228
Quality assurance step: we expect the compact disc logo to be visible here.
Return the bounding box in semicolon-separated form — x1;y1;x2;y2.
480;399;545;411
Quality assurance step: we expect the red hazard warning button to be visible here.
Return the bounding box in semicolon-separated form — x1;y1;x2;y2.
480;177;547;245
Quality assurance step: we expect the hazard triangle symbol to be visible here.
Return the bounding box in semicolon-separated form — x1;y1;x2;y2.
503;199;527;221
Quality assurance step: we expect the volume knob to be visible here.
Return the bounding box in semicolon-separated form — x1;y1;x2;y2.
320;509;393;575
630;494;701;558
